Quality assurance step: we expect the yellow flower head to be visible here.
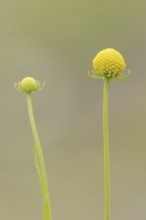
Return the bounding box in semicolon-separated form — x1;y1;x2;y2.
92;48;126;78
15;77;45;92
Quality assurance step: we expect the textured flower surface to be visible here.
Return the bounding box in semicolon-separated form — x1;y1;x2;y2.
15;77;45;92
92;48;126;78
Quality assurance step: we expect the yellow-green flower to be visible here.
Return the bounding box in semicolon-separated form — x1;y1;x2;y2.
91;48;126;79
15;77;45;92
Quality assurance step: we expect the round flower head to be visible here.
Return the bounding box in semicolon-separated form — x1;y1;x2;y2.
92;48;126;79
15;77;45;92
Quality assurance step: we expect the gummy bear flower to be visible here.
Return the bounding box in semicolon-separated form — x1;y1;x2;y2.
89;48;129;79
88;48;130;220
15;76;52;220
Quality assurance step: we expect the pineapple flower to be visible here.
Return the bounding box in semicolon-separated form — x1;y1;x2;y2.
89;48;130;80
15;77;45;93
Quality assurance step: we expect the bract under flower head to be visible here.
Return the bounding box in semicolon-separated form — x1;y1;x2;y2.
92;48;126;79
15;77;45;92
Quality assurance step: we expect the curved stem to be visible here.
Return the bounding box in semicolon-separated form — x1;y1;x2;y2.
103;78;110;220
26;92;52;220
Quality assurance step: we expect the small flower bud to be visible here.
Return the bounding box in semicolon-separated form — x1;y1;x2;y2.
15;77;45;92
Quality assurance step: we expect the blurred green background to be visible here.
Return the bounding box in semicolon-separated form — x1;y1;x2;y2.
0;0;146;219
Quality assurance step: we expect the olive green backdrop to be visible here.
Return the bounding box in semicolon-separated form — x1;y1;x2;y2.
0;0;145;220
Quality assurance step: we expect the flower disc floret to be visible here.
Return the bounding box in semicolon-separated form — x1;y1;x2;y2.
92;48;126;78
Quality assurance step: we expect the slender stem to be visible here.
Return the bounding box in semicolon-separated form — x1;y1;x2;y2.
103;78;110;220
26;92;52;220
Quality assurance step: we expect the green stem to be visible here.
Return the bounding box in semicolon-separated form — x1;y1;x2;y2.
26;92;52;220
103;78;110;220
